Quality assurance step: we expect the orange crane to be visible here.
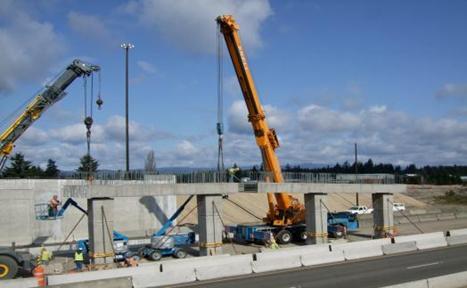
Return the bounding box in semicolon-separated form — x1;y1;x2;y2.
217;15;306;233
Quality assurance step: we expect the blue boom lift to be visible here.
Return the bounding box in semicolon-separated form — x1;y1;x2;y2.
35;198;130;261
140;195;196;261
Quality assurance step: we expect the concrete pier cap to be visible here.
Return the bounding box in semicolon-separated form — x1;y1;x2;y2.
62;182;406;198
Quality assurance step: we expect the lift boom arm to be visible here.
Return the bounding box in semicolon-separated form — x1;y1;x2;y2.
217;15;304;226
0;59;100;169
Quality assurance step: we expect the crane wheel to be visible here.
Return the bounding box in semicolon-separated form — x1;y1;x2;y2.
275;230;292;244
0;256;18;279
149;251;162;261
174;249;187;259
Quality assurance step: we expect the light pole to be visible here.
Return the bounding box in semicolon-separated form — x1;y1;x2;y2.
121;43;134;173
355;142;359;205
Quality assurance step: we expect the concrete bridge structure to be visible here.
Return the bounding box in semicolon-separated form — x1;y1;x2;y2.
65;180;406;263
0;178;406;264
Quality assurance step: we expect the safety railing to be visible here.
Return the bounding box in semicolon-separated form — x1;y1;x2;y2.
54;171;401;184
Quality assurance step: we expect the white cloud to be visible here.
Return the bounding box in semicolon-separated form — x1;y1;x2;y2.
0;4;64;93
176;140;198;158
11;104;467;170
298;105;361;133
436;83;467;98
137;60;157;74
227;100;288;135
67;11;115;46
227;100;251;134
123;0;273;54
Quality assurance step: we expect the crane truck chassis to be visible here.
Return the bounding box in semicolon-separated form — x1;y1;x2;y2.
226;211;359;244
0;249;34;280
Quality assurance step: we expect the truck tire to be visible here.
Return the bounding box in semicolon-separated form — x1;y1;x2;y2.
149;251;162;261
299;231;308;241
174;249;187;259
276;230;292;244
0;255;18;280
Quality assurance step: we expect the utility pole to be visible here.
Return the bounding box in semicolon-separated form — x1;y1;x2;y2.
355;142;359;205
121;43;134;173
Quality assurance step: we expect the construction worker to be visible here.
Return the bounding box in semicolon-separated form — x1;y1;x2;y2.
48;195;61;217
74;247;84;271
125;256;139;267
39;246;52;265
228;166;240;182
265;233;279;250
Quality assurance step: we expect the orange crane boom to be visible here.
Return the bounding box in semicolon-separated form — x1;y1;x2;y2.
217;15;305;226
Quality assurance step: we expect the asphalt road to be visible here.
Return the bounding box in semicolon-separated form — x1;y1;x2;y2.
173;244;467;288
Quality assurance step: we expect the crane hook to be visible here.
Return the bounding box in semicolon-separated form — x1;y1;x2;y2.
96;98;103;110
84;116;93;130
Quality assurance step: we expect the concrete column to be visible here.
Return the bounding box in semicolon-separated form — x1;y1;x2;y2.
304;193;328;245
372;193;394;238
197;195;223;256
87;197;114;264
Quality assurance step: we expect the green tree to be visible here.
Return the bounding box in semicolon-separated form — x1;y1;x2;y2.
144;150;156;174
77;155;99;173
44;159;60;178
29;165;44;178
2;153;32;178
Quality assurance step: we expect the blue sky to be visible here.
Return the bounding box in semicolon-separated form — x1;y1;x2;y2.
1;0;467;170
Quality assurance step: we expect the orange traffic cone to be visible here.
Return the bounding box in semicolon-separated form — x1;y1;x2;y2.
33;265;46;287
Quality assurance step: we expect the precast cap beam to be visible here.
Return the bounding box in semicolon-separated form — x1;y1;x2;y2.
62;182;406;199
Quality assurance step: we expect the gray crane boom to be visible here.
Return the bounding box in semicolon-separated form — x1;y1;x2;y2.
0;59;100;170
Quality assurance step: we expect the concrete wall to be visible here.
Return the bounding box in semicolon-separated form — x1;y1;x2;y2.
0;179;176;246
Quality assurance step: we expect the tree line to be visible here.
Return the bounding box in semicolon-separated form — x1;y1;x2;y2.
2;153;465;185
0;153;98;178
281;159;465;185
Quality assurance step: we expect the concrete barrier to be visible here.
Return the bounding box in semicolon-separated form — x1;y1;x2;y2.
436;213;456;221
382;241;417;255
0;277;38;288
379;279;428;288
409;209;428;215
395;232;447;250
48;277;133;288
261;244;330;256
195;254;253;281
149;255;231;287
300;246;345;266
417;214;438;223
396;217;412;225
428;271;467;288
47;266;153;286
332;238;391;260
448;228;467;236
446;235;467;246
252;250;302;273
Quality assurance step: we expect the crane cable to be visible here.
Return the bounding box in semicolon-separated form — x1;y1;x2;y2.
216;23;225;177
82;71;102;179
